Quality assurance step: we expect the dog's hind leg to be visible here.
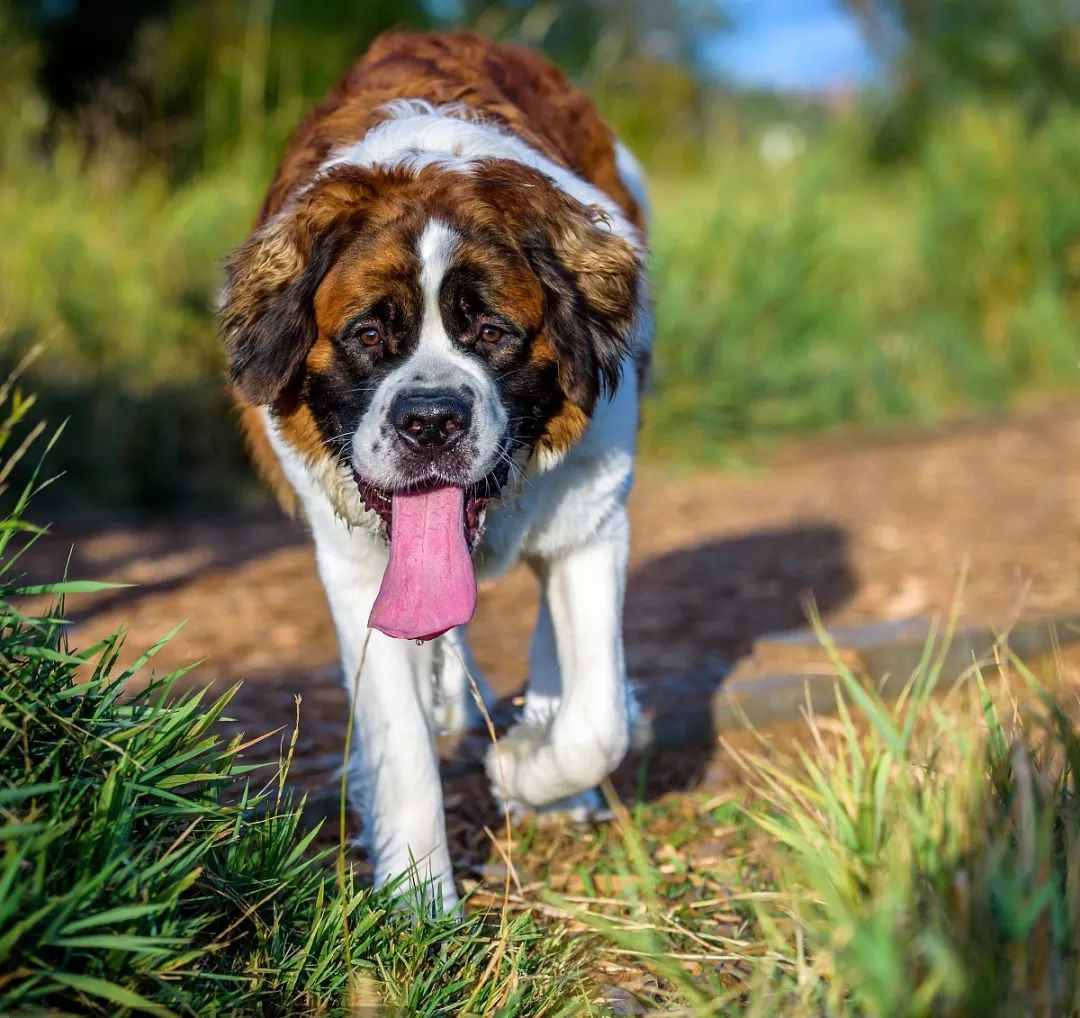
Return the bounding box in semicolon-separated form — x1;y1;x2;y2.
431;626;496;737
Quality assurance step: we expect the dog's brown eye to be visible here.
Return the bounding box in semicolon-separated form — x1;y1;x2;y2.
358;327;381;347
479;324;505;344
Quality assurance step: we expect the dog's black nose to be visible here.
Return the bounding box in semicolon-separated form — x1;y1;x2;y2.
391;389;473;451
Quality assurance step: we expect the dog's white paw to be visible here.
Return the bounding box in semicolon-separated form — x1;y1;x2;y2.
485;721;622;820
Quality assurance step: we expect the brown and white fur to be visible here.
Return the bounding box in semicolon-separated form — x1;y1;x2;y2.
220;31;651;909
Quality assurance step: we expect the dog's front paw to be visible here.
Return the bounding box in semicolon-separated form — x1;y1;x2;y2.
485;720;626;813
374;859;461;917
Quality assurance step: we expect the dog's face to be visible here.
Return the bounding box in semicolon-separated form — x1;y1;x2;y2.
221;161;643;538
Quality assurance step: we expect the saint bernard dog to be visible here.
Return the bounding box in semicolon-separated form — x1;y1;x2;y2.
221;30;651;909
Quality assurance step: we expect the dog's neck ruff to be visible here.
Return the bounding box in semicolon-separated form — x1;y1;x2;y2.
315;100;643;251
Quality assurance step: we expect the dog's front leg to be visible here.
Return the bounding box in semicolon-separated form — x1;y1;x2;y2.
488;509;632;809
314;536;457;912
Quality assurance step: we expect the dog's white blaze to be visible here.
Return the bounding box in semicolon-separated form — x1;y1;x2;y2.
417;219;458;354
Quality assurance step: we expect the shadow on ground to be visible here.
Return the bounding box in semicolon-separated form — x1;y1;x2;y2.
618;522;854;797
51;515;309;621
231;522;855;874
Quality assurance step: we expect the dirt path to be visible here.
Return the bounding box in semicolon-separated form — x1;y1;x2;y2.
23;403;1080;838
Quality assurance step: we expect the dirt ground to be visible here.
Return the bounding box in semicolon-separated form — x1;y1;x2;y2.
22;401;1080;871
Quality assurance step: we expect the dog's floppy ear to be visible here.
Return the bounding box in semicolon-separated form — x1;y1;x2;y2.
220;168;374;405
527;209;642;415
485;163;644;416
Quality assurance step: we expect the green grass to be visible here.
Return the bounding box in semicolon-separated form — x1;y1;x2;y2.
0;376;595;1015
726;654;1080;1016
527;622;1080;1015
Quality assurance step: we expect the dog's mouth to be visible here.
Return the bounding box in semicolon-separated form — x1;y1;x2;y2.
354;472;499;642
354;474;491;551
352;457;513;642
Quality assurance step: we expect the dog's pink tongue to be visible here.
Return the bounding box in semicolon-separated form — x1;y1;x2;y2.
368;486;477;641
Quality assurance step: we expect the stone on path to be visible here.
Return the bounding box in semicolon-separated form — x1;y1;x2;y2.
641;613;1080;748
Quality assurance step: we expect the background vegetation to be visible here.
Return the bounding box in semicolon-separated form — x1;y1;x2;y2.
0;0;1076;504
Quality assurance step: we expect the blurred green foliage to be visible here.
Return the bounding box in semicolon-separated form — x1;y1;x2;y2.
844;0;1080;157
0;0;1077;504
643;105;1080;462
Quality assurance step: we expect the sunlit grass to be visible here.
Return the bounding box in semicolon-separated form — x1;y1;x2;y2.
535;620;1080;1015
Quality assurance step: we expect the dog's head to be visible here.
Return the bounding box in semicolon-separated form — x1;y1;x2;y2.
220;160;644;638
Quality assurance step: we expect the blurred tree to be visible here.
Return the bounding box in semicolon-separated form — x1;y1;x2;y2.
6;0;730;174
8;0;170;109
843;0;1080;157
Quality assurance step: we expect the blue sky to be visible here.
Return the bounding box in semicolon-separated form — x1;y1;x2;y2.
708;0;880;91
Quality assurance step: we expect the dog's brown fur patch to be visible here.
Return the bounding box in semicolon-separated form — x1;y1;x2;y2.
260;31;643;230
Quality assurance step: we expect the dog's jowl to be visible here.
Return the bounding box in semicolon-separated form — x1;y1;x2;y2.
220;30;651;909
